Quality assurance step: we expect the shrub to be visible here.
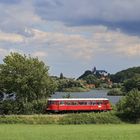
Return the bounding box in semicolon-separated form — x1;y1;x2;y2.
107;89;124;96
0;112;122;124
116;89;140;122
0;100;18;115
0;115;57;124
59;112;122;124
0;100;47;115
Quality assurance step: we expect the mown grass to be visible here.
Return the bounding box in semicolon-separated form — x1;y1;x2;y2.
0;124;140;140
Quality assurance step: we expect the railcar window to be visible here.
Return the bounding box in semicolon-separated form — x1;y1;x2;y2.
90;101;96;105
92;102;96;106
97;102;102;105
66;102;71;105
71;102;78;105
87;101;91;105
79;101;87;105
79;102;84;105
48;101;54;105
60;101;65;105
51;101;54;104
48;101;55;105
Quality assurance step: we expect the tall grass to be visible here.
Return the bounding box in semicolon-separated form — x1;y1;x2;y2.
0;112;122;124
59;112;122;124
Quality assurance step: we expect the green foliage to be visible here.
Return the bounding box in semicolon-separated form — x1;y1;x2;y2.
62;87;89;92
0;100;17;115
59;112;122;124
55;78;87;92
0;99;47;115
0;52;56;103
0;112;122;124
123;77;140;92
112;83;122;88
78;69;111;88
0;115;57;124
111;66;140;83
81;74;100;86
78;71;100;87
117;89;140;122
107;88;124;96
78;70;93;79
0;53;56;114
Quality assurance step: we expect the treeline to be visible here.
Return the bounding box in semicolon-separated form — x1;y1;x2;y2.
110;66;140;94
111;67;140;83
52;76;88;92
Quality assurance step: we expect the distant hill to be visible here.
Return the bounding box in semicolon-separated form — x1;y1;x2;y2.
110;66;140;83
78;67;108;80
77;67;110;88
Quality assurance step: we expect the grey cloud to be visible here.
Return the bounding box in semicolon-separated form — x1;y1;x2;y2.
0;0;21;4
34;0;140;34
0;1;42;36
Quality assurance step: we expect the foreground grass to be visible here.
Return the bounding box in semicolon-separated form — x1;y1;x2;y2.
0;124;140;140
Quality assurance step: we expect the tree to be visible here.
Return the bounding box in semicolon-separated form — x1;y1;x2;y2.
117;89;140;122
123;77;140;92
60;73;64;79
0;53;56;104
110;66;140;83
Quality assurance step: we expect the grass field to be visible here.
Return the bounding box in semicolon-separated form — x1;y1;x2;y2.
0;124;140;140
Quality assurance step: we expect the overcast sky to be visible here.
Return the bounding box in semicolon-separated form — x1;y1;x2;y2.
0;0;140;77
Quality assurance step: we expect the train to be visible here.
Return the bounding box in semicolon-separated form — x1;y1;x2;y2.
46;98;112;113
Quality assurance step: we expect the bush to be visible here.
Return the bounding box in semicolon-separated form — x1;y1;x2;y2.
59;112;122;124
0;100;18;115
32;100;47;114
0;115;57;124
107;89;124;96
116;89;140;122
112;83;122;88
0;112;122;124
0;100;47;115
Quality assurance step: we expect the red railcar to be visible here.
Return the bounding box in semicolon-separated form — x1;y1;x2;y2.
46;98;112;112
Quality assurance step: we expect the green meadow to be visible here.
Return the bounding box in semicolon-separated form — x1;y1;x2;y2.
0;124;140;140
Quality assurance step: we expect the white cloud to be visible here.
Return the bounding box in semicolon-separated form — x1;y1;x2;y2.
116;45;140;56
32;51;47;58
0;1;46;35
25;28;98;60
0;23;139;63
24;26;140;60
0;32;24;43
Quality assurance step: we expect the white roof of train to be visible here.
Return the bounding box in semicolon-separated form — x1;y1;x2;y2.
48;98;109;101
